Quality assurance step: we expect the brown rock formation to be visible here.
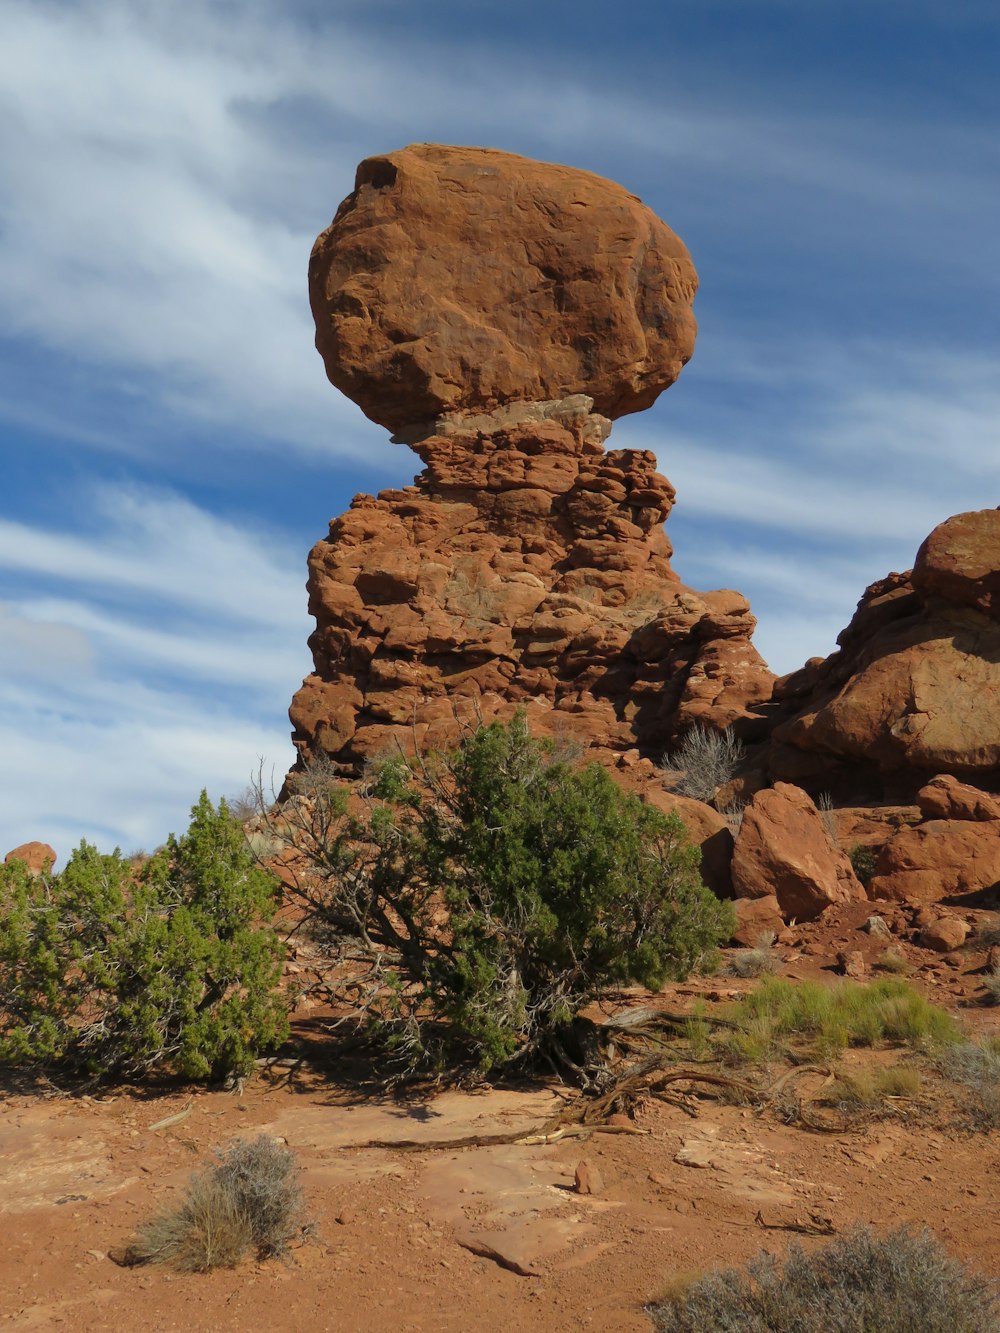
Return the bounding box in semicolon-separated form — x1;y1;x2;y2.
917;774;1000;823
769;509;1000;793
309;144;698;434
4;841;56;875
290;401;774;776
730;783;866;922
869;820;1000;905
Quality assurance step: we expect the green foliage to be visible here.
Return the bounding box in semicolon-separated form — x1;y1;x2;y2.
649;1224;998;1332
283;714;734;1074
720;976;959;1066
132;1135;303;1272
0;793;288;1081
848;842;879;888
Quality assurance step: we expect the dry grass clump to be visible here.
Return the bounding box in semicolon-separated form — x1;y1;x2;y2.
821;1065;921;1111
648;1224;999;1332
660;725;745;804
131;1136;303;1272
728;932;779;980
983;964;1000;1005
876;947;912;975
937;1037;1000;1129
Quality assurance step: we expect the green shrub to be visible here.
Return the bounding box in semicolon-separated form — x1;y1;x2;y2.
278;714;734;1074
0;793;288;1081
131;1135;303;1271
848;843;879;888
649;1225;998;1332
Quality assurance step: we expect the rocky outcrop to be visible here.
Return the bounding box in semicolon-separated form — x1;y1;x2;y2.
309;144;698;434
869;819;1000;905
917;774;1000;823
4;841;56;875
731;783;866;922
769;509;1000;793
290;402;774;773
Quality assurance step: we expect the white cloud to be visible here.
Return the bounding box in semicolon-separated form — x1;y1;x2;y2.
0;483;309;859
1;0;995;463
0;603;95;678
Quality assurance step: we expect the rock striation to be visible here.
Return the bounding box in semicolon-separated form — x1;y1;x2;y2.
309;144;698;434
290;397;774;773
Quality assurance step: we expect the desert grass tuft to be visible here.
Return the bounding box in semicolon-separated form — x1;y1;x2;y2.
938;1037;1000;1129
131;1135;303;1272
728;932;779;980
821;1064;921;1111
720;976;959;1068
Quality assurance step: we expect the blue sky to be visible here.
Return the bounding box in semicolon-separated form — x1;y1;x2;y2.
1;0;998;860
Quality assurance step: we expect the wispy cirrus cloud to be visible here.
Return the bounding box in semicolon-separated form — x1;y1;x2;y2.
0;484;309;857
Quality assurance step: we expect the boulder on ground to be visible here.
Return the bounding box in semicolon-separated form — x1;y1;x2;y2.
731;783;866;922
731;894;785;947
917;774;1000;823
869;820;1000;904
919;915;971;952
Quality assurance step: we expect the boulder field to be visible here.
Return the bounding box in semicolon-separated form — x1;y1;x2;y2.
287;144;999;928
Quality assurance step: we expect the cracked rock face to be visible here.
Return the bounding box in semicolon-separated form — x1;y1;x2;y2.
309;144;698;434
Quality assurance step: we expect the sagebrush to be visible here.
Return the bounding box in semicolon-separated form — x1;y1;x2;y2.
649;1224;999;1332
132;1136;303;1271
0;793;288;1080
660;725;745;804
265;713;734;1075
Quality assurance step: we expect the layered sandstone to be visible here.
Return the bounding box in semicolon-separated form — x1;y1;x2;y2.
309;145;698;434
290;400;774;773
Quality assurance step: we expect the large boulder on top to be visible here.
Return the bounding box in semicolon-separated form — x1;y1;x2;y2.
913;509;1000;617
731;782;866;922
309;144;698;434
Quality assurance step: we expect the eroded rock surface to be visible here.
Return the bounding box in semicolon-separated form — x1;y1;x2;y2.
310;144;698;433
290;405;774;773
731;783;866;922
769;509;1000;791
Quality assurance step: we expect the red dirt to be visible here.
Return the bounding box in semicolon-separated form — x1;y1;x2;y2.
3;931;999;1332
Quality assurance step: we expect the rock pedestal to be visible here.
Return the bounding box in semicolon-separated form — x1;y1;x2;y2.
290;400;774;772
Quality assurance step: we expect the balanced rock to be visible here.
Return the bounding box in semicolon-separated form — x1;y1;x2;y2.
769;508;1000;788
731;782;866;922
309;144;698;433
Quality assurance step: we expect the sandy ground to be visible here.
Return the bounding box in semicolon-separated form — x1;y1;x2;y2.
2;934;999;1332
